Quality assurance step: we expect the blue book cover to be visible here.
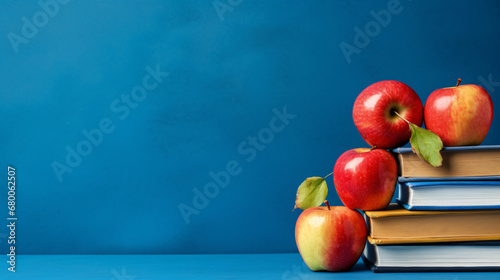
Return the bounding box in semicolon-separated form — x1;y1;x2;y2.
397;180;500;210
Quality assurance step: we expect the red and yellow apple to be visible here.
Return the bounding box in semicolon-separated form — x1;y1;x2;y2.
353;80;423;149
295;205;367;272
424;80;494;146
333;148;397;210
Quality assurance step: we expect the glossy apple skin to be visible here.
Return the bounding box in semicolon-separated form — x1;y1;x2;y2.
295;206;367;272
334;148;397;210
353;80;423;149
424;84;494;146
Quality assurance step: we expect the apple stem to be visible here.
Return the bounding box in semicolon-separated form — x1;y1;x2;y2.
456;78;462;87
393;110;410;124
323;172;333;180
324;200;330;210
370;145;377;151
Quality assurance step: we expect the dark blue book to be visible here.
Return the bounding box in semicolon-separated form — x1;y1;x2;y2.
397;180;500;210
392;145;500;178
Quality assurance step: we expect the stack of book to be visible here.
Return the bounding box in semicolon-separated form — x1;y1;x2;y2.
362;145;500;272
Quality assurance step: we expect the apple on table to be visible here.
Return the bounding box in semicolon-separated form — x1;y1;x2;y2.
295;201;367;272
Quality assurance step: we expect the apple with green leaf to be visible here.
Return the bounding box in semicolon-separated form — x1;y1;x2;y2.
353;80;444;167
353;80;423;149
424;79;494;147
295;201;367;272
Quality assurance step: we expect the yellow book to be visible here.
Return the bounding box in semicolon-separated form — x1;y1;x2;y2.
364;204;500;244
393;145;500;178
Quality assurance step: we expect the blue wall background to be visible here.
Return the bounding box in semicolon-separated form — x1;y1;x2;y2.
1;0;499;254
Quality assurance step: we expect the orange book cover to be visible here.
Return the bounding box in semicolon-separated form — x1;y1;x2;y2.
364;204;500;244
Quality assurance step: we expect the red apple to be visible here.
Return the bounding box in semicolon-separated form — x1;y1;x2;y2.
333;148;397;210
424;79;494;146
353;80;423;149
295;204;367;272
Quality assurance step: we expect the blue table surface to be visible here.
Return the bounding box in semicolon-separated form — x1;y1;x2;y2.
2;253;500;279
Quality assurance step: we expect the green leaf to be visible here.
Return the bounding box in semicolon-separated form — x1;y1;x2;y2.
409;123;444;167
293;177;328;211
